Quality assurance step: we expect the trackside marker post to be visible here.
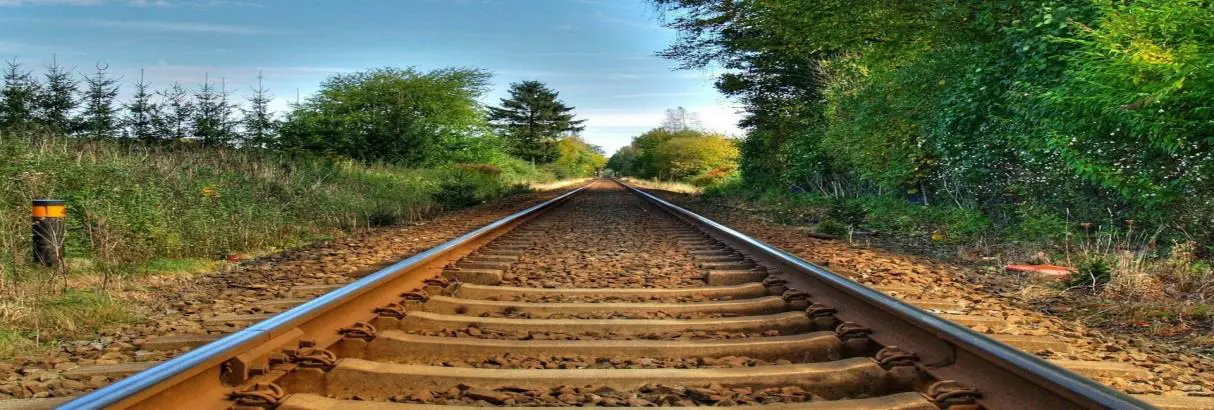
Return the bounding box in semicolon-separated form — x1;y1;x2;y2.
32;199;66;266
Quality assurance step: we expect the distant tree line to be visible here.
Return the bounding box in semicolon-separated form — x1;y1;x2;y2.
0;58;274;148
651;0;1213;252
609;107;739;186
0;58;604;176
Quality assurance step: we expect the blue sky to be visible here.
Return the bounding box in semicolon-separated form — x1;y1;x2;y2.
0;0;741;153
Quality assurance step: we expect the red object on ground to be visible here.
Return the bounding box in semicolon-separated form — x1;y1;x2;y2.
1005;264;1075;279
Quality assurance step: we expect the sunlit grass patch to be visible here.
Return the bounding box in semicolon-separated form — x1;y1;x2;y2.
529;178;593;191
620;177;703;195
141;258;223;277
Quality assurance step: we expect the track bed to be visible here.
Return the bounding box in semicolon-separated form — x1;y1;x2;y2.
59;181;1165;409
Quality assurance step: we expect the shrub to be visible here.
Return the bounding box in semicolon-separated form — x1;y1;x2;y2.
689;166;737;187
1068;255;1114;290
815;219;849;237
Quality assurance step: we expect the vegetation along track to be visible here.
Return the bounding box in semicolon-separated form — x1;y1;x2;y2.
58;180;1175;409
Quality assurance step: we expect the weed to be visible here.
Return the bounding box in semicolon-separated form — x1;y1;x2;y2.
1067;255;1113;290
827;198;866;227
815;220;849;237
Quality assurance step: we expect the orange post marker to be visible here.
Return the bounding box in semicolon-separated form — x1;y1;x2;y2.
32;199;66;266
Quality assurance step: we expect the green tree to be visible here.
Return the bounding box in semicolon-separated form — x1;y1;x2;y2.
158;82;194;141
606;145;638;176
80;63;121;139
1;58;40;130
488;80;585;163
652;134;739;180
123;69;161;142
38;55;78;133
279;67;492;166
547;137;607;178
192;75;237;147
241;72;278;149
626;127;706;179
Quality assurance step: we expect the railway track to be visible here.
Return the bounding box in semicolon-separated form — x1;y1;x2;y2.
57;180;1176;409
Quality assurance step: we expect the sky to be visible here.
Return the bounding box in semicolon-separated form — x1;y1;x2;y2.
0;0;743;154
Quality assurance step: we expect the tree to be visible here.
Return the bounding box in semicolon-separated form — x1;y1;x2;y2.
241;72;278;148
661;106;701;132
547;137;607;178
192;74;236;147
79;63;121;139
606;145;639;176
651;134;738;180
0;58;40;130
488;80;585;163
123;69;161;142
620;127;705;178
158;82;194;141
611;126;738;181
279;67;493;165
38;55;78;133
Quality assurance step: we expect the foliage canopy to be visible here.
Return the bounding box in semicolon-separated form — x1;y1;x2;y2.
652;0;1214;252
279;67;494;166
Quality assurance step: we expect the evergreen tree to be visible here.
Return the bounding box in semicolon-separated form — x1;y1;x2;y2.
123;69;162;143
218;77;237;144
37;55;79;132
158;82;194;140
241;72;278;148
80;63;120;139
191;74;236;147
487;80;585;163
0;58;41;130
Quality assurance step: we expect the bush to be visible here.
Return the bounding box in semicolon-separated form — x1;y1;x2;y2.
433;168;515;209
689;166;737;187
1068;255;1115;290
827;197;867;227
815;220;849;237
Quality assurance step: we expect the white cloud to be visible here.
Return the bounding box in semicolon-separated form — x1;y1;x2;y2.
81;19;272;34
5;17;273;34
0;0;261;6
0;0;102;5
613;92;708;99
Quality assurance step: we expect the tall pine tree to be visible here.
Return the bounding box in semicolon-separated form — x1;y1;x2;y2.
488;80;585;163
158;82;194;141
1;58;40;130
38;55;78;133
191;74;236;147
241;72;278;148
80;62;120;139
123;69;162;142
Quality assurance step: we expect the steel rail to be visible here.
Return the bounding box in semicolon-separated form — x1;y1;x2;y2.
61;183;591;410
616;179;1151;410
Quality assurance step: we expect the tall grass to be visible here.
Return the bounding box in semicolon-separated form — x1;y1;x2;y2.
0;130;530;351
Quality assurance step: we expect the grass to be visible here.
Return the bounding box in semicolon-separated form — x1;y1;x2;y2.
619;177;703;195
0;288;138;357
529;177;594;192
0;130;546;357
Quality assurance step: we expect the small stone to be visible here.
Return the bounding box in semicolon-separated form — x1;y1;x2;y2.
464;388;510;404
